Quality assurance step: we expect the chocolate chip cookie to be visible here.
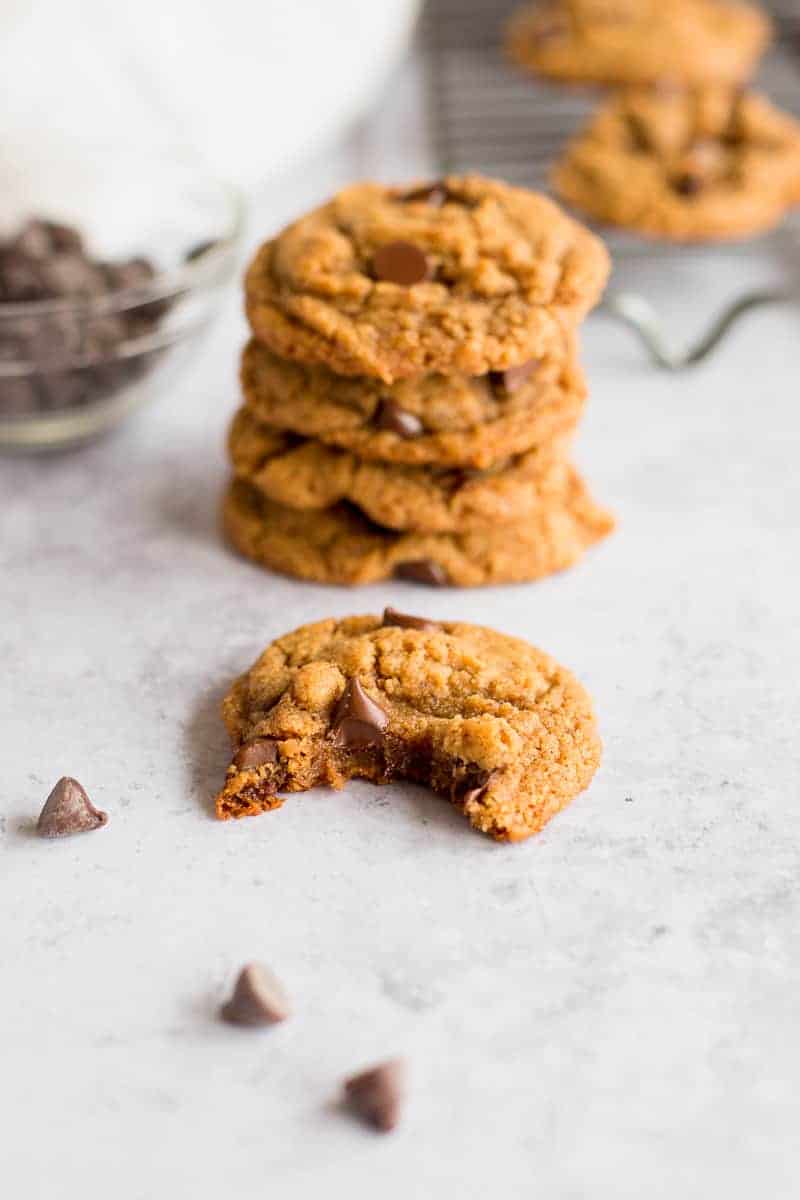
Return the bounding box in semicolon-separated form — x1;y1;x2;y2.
222;475;614;588
506;0;771;88
228;406;573;533
244;177;610;382
553;86;800;241
215;613;602;842
240;336;586;469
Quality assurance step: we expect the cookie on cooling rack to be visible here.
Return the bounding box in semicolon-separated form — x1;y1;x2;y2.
553;85;800;241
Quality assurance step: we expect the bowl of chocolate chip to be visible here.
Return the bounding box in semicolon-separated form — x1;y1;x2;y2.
0;155;242;449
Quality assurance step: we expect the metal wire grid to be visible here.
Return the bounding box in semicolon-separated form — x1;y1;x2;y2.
422;0;800;367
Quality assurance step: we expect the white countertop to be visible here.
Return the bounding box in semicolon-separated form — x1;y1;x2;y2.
2;55;799;1200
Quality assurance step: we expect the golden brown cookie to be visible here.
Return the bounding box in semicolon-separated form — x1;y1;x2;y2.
228;407;573;534
240;337;586;469
215;613;602;842
222;475;614;588
244;176;610;382
553;86;800;241
506;0;771;88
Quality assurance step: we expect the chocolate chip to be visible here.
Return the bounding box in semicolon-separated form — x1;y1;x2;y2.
451;768;494;809
331;678;389;748
672;173;703;197
344;1059;406;1132
395;560;449;587
382;607;439;631
102;257;156;292
401;181;450;207
220;963;291;1026
233;738;279;770
488;360;539;397
12;219;83;259
0;249;48;302
36;777;108;838
374;399;424;438
372;241;430;286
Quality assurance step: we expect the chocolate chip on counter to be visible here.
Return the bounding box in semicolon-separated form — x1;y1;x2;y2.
488;359;539;397
374;399;424;438
401;181;451;207
233;738;279;770
382;607;439;632
330;678;389;748
36;777;108;838
372;241;431;286
395;560;449;587
344;1059;406;1133
220;963;291;1026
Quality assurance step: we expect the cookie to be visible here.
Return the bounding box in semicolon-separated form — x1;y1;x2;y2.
506;0;771;89
228;407;575;533
214;613;602;842
240;337;586;469
244;176;610;382
222;476;614;588
553;86;800;242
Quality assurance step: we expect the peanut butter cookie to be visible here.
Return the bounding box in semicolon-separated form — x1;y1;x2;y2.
222;476;614;588
506;0;771;88
215;613;602;842
553;86;800;241
228;407;573;534
244;176;610;382
240;337;586;470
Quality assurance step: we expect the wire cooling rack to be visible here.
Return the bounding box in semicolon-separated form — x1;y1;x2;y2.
422;0;800;368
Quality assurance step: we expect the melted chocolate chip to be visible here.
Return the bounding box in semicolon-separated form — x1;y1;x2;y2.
382;607;439;632
395;560;449;587
233;738;279;770
344;1059;406;1133
488;360;539;397
401;181;451;207
37;777;108;838
374;399;424;438
220;963;291;1026
451;769;494;808
330;678;389;748
372;241;430;286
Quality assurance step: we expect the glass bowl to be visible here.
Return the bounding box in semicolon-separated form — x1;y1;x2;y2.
0;150;243;450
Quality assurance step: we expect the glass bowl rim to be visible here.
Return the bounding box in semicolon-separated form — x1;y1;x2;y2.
0;161;246;323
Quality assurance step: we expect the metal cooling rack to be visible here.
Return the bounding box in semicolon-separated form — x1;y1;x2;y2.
422;0;800;368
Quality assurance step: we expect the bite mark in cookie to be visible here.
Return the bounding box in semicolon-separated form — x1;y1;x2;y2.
214;615;602;842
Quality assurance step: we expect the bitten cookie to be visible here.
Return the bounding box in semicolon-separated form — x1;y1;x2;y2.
215;613;602;842
553;86;800;241
244;176;609;382
222;476;614;588
506;0;771;89
240;336;586;470
228;406;574;534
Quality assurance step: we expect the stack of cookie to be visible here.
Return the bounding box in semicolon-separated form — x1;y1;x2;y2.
507;1;800;242
224;175;614;587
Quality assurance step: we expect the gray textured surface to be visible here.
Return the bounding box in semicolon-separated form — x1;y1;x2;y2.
2;55;800;1200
